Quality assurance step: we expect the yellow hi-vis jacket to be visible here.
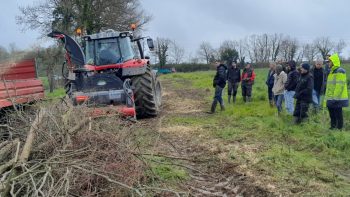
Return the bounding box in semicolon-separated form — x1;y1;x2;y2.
324;53;349;108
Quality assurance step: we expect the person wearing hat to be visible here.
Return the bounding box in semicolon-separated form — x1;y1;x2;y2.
293;63;313;124
209;61;227;113
323;54;349;130
284;60;300;115
241;62;256;102
227;61;241;103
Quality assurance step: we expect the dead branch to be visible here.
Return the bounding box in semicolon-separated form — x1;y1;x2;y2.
19;108;45;163
72;165;143;196
0;139;19;161
68;118;90;135
133;152;197;162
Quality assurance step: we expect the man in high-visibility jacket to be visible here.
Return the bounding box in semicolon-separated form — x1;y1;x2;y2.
324;53;349;130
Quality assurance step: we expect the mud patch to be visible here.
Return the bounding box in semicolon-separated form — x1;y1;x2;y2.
143;77;274;196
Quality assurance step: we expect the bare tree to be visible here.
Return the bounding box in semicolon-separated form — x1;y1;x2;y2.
279;36;299;62
314;37;335;60
198;42;215;64
246;34;259;63
246;34;272;63
170;41;185;65
218;41;238;63
155;38;171;68
39;46;63;92
269;33;283;62
0;46;10;62
302;43;318;63
220;40;236;50
334;39;347;56
235;39;247;65
16;0;152;35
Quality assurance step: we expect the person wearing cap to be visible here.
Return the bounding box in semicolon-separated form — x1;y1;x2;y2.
284;60;300;114
209;61;227;113
241;62;256;102
272;64;287;114
324;53;349;130
266;62;276;107
293;63;313;124
227;61;241;103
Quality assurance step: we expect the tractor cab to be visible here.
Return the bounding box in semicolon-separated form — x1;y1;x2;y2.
84;30;136;66
48;30;161;119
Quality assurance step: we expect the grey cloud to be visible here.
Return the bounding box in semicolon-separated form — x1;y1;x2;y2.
1;0;349;57
142;0;350;56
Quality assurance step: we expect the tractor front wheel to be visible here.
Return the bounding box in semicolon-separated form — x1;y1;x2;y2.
132;66;162;118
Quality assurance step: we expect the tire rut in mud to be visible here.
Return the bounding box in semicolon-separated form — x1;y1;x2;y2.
142;78;273;196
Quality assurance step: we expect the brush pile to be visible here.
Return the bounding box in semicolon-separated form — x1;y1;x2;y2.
0;102;149;196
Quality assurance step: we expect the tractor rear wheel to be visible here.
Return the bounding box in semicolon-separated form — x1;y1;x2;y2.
132;66;162;118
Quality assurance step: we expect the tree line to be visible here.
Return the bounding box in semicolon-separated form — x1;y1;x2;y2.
154;34;348;68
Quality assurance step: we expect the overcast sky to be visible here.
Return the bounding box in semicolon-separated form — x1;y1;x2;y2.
1;0;350;57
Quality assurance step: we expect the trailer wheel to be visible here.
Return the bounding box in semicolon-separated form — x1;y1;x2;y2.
132;65;161;118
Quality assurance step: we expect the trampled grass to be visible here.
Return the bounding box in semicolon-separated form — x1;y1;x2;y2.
161;67;350;195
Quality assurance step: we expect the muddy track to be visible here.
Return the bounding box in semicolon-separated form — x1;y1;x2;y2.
141;80;274;197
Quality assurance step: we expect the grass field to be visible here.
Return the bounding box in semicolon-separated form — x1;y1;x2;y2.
38;64;350;195
160;65;350;195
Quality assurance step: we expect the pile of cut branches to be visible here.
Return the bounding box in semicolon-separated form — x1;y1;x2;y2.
0;103;153;196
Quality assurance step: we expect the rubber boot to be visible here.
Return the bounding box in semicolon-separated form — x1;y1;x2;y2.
294;117;301;124
221;104;225;111
233;96;236;103
228;95;231;104
243;96;247;103
247;97;252;102
209;100;217;114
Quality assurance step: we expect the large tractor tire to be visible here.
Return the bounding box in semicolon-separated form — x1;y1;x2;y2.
132;66;162;119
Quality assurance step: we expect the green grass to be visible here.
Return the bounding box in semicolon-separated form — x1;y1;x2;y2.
145;156;189;183
45;88;65;100
161;68;350;195
39;77;66;99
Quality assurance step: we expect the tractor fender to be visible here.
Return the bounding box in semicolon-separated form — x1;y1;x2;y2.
122;60;149;77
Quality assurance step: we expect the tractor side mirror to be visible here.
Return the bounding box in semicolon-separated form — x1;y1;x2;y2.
147;38;155;51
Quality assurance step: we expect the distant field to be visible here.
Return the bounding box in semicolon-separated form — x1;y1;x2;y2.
160;68;350;195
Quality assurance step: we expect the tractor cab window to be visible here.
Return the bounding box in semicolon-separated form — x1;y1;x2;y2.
119;37;134;61
85;37;135;66
98;40;121;65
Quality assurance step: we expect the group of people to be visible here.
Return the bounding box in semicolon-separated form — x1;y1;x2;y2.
210;61;256;113
210;53;349;130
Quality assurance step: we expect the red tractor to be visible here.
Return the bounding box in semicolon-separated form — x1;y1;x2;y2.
48;29;161;118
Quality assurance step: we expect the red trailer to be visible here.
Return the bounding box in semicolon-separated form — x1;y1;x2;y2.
0;59;44;108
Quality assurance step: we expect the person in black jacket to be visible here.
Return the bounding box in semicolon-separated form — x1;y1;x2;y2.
227;61;241;103
293;63;313;124
284;60;300;114
311;60;325;110
210;61;227;113
266;62;276;107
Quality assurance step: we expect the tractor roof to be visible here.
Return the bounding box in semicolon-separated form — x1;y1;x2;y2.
85;29;133;40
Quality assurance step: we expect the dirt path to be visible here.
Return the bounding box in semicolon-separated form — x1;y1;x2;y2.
141;80;274;196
